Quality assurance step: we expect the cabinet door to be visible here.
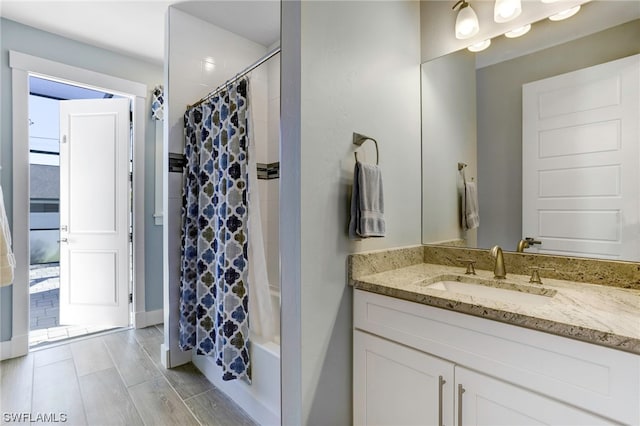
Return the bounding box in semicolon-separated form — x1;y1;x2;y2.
455;367;616;426
354;330;454;426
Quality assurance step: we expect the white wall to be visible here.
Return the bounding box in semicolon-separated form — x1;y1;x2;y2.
281;1;422;423
163;6;268;365
255;46;281;292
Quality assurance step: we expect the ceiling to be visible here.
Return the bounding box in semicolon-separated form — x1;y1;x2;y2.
0;0;281;65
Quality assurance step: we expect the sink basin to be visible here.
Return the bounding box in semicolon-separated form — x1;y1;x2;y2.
420;275;556;307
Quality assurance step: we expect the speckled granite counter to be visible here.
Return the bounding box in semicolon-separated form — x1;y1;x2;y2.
349;246;640;355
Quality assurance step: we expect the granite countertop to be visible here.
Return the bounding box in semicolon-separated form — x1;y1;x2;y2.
351;262;640;355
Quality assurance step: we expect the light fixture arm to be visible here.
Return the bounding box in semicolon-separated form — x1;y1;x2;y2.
452;0;469;11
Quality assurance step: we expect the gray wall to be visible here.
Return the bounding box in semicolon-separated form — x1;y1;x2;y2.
281;1;422;423
1;18;164;342
422;49;477;246
477;19;640;251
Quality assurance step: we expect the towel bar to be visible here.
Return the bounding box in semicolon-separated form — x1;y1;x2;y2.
353;132;379;165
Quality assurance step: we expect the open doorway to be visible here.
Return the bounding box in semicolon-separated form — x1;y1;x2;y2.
28;76;132;348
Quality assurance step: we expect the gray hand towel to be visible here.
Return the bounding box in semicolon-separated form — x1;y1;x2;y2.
349;162;385;238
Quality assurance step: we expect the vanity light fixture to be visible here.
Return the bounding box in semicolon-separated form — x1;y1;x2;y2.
549;5;581;21
468;39;491;52
453;0;480;40
494;0;522;23
505;23;531;38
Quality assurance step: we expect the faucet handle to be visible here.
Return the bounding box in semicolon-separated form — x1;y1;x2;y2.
524;237;542;245
528;266;555;284
457;258;477;275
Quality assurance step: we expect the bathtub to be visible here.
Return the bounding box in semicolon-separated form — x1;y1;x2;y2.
192;289;281;425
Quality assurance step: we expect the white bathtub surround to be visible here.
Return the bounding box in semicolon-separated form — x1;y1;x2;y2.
193;335;281;426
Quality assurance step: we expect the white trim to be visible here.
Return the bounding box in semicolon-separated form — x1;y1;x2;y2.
9;51;147;355
280;2;303;424
11;67;30;355
9;51;146;98
0;334;28;361
154;120;164;225
0;340;9;360
131;95;147;328
134;309;164;329
160;343;192;369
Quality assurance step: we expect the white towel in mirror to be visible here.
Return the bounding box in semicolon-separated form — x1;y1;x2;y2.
462;181;479;231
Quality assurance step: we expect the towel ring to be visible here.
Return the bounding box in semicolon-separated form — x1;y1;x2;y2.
353;132;379;165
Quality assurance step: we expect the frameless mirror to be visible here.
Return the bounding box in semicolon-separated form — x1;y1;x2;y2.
421;1;640;261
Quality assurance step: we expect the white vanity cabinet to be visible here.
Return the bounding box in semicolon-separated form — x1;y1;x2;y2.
354;330;454;426
353;289;640;426
456;366;614;425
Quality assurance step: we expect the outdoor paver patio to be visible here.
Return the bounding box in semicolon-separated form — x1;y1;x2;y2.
29;264;114;347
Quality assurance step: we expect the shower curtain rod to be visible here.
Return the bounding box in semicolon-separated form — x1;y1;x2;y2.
188;47;281;109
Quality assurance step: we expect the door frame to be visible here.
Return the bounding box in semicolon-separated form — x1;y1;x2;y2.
7;51;147;358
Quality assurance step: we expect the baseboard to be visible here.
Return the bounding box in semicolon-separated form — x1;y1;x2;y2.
134;309;164;328
1;339;12;360
160;343;192;369
144;309;164;326
0;334;28;361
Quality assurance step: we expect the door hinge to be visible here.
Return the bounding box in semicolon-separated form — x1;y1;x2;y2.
129;233;133;243
129;172;133;182
62;135;67;144
129;293;133;303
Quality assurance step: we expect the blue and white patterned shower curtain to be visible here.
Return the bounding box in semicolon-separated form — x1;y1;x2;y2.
180;78;251;383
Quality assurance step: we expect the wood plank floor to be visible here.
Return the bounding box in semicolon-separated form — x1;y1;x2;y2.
0;325;257;426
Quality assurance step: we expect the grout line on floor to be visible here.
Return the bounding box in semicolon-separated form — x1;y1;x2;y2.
69;344;90;425
103;332;149;426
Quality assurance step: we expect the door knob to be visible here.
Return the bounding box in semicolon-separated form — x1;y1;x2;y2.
58;238;68;243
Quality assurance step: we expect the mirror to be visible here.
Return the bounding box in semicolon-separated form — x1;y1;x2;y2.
421;1;640;261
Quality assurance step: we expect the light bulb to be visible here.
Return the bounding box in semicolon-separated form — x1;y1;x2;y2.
494;0;522;23
505;24;531;38
455;4;480;39
468;39;491;52
549;5;581;21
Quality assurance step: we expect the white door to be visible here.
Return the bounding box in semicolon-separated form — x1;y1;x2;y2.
59;98;131;327
456;367;615;425
522;54;640;260
353;330;455;426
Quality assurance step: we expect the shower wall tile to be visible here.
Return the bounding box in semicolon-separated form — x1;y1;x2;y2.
251;82;268;124
253;118;269;163
267;98;280;163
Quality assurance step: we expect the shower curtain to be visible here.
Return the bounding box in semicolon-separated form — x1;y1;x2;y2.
179;77;273;383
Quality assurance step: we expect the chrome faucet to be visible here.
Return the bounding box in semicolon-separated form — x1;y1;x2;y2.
490;245;506;279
